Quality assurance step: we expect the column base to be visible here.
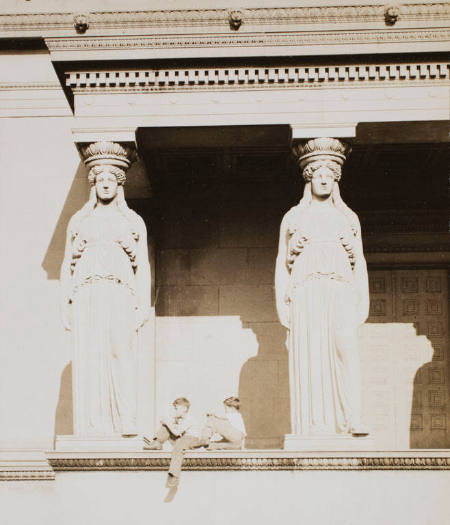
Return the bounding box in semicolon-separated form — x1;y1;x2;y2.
55;435;145;452
284;434;376;451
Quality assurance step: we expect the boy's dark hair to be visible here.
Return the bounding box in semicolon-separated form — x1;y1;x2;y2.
173;397;190;409
223;397;240;410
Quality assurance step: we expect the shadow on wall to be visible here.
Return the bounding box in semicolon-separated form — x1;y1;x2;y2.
238;323;291;449
363;269;449;449
42;163;89;439
54;362;73;445
154;202;294;449
410;347;449;448
41;162;89;280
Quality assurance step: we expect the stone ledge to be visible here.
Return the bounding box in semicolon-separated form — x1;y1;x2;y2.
0;450;55;481
47;450;450;471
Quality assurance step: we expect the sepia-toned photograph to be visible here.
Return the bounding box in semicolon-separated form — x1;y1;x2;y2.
0;1;449;524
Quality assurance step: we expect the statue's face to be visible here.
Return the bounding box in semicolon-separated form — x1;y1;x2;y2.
310;165;335;198
95;170;118;201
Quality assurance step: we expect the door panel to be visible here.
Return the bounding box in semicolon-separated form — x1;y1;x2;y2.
359;269;449;448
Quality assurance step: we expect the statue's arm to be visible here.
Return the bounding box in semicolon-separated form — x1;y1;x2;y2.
353;222;370;325
60;217;75;330
275;214;291;329
134;215;152;328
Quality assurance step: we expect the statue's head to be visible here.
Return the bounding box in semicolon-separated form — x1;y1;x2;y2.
293;137;350;200
304;160;340;198
81;141;136;204
88;165;125;202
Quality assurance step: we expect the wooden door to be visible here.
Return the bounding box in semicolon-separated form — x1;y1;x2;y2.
359;269;449;448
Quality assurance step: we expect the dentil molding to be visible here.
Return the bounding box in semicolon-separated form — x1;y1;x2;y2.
65;62;449;94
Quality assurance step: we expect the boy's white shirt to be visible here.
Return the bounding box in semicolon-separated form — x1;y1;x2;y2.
209;407;247;438
161;405;246;439
226;411;246;436
161;407;193;437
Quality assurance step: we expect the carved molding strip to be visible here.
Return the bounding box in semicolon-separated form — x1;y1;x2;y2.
0;451;56;481
1;4;449;32
65;63;449;93
48;454;450;471
0;82;61;91
46;29;450;53
0;470;55;481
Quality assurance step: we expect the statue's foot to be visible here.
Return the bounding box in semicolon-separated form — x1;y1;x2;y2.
351;426;370;437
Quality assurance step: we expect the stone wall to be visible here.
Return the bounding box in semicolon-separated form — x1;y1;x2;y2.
1;468;449;525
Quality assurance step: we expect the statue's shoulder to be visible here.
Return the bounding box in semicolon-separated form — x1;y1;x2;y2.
281;205;301;231
282;205;299;221
128;209;147;233
67;209;86;231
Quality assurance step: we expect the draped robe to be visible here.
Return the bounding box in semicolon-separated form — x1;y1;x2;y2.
62;208;149;436
277;204;369;436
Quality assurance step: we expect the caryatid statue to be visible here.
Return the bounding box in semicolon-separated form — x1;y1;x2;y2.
275;138;370;442
60;142;151;438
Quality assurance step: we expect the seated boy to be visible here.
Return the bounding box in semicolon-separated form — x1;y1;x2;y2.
203;396;246;450
165;397;246;487
144;397;192;450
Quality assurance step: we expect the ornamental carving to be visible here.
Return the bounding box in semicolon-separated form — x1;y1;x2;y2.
60;141;151;440
385;5;400;25
47;454;450;471
229;10;243;30
73;13;89;34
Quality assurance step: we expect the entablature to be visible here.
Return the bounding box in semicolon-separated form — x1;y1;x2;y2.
1;3;449;61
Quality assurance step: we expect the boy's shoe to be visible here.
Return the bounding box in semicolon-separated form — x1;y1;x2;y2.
143;438;162;450
166;473;179;488
351;425;370;437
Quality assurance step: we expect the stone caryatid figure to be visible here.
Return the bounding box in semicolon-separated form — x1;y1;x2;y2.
275;138;370;443
60;142;151;438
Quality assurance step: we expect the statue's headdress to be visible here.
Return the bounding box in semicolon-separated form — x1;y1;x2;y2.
293;137;351;182
80;141;136;185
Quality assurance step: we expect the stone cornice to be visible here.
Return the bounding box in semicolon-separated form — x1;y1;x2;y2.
47;451;450;471
64;62;449;94
0;4;449;35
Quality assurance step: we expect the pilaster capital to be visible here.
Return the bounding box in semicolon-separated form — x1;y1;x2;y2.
79;141;137;172
291;136;351;180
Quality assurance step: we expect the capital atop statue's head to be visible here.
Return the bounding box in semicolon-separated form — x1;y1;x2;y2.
81;141;136;171
81;141;137;187
294;137;350;170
